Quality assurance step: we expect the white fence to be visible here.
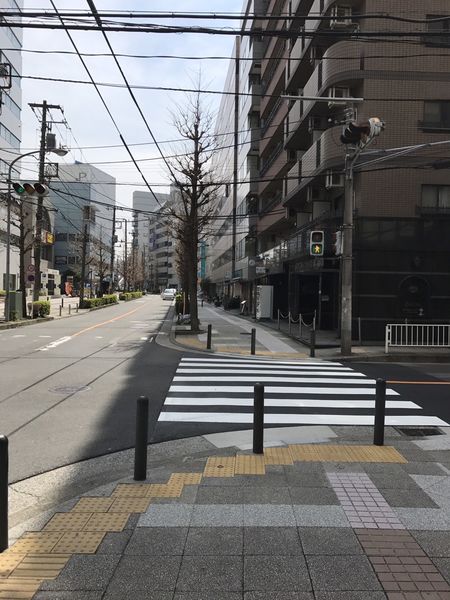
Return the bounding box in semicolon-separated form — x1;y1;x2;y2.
385;324;450;353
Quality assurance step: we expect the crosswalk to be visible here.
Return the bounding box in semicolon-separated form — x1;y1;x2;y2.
158;357;449;427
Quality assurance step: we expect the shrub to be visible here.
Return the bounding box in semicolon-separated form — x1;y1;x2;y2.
32;300;51;318
81;294;117;309
119;291;143;301
0;290;6;297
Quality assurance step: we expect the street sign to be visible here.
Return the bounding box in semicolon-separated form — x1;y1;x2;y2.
27;264;35;273
27;274;35;282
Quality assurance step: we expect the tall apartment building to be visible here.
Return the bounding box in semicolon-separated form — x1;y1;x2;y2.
50;163;116;293
0;0;23;291
211;0;450;340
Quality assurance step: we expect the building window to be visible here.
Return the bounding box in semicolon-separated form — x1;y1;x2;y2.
55;232;67;242
424;15;450;47
421;185;450;213
422;101;450;130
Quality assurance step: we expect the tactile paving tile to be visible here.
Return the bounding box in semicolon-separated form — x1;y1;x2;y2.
328;472;405;529
72;497;114;512
289;444;407;463
108;497;151;513
51;531;105;554
146;483;183;498
9;533;63;554
264;447;293;465
203;456;235;477
235;454;266;475
83;512;130;532
168;472;203;486
112;484;153;497
0;576;41;597
11;554;70;580
0;553;25;577
43;512;92;532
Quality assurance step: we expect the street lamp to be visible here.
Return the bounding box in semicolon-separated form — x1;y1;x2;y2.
4;146;69;321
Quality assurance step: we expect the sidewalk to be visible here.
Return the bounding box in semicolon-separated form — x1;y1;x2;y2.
3;425;450;599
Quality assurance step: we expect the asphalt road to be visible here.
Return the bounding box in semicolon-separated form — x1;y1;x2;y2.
0;296;181;483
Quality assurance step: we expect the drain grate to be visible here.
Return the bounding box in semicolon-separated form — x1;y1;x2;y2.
396;427;444;437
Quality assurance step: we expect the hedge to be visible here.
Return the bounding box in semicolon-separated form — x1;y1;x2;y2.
32;300;51;317
0;290;5;297
80;294;118;309
119;291;143;301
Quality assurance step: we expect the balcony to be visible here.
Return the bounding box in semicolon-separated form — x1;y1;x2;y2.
287;160;302;196
260;141;284;177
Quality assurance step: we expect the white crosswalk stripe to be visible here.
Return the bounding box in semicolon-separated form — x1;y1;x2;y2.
158;357;449;427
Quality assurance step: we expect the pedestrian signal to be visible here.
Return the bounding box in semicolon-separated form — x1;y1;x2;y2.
310;230;324;256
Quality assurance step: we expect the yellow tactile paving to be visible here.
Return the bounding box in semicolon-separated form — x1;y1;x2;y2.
168;472;203;486
11;554;70;579
83;512;130;532
9;533;63;555
51;531;105;554
0;554;24;578
108;497;151;513
72;497;114;512
288;444;407;463
264;447;294;465
235;454;266;475
0;576;41;597
43;512;92;532
112;484;153;498
203;456;235;477
146;483;183;498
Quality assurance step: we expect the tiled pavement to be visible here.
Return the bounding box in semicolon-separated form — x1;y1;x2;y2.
1;435;450;599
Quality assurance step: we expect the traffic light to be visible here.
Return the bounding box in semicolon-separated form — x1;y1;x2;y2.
310;230;324;256
12;182;49;196
340;117;384;146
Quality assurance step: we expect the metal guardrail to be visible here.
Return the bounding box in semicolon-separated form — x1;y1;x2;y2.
385;323;450;354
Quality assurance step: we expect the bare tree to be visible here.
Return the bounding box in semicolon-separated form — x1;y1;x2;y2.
165;91;220;331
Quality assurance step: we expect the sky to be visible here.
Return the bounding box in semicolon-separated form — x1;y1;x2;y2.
18;0;243;214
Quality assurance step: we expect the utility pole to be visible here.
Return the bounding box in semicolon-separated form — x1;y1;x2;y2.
79;222;88;305
231;36;240;294
124;219;128;291
109;205;116;293
29;100;63;302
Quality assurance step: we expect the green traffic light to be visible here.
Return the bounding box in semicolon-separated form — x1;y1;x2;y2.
12;182;26;195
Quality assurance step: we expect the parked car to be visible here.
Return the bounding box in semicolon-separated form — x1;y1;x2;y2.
161;288;176;301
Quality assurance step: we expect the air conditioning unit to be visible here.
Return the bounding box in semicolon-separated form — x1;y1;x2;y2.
330;5;354;28
308;116;324;133
325;170;344;189
306;186;321;203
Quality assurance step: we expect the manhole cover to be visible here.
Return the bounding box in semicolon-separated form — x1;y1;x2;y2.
50;385;91;394
396;427;444;437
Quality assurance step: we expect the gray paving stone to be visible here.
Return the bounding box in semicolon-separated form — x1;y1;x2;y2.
195;486;244;504
34;594;104;600
176;556;242;591
39;555;120;591
394;448;436;462
284;470;330;488
107;555;181;592
124;513;140;529
379;487;439;508
289;487;339;505
244;556;311;592
243;504;296;526
362;463;407;475
306;555;382;591
175;593;242;600
402;462;447;476
190;504;244;526
152;485;198;504
97;530;133;554
138;503;193;527
293;506;350;527
322;463;365;473
200;473;287;487
287;462;327;474
411;530;450;556
105;592;173;600
299;527;363;555
432;557;450;584
368;472;417;490
184;527;243;555
244;527;302;555
394;507;450;529
244;593;314;599
243;486;292;504
125;527;188;554
314;594;387;600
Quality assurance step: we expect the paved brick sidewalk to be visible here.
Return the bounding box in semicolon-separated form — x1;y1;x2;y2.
1;426;450;599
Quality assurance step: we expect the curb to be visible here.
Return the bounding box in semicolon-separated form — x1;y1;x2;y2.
0;316;54;330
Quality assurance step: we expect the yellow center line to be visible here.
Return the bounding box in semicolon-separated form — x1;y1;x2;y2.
71;306;143;339
387;380;450;385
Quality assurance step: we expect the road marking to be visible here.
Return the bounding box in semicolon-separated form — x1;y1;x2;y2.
177;369;363;376
39;336;72;351
388;380;450;385
169;385;399;395
140;336;148;341
173;376;375;385
165;398;420;409
12;334;26;338
95;336;104;339
70;306;143;339
159;413;447;426
39;335;52;338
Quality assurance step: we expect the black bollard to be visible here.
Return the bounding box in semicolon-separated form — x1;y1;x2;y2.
0;436;8;552
310;328;316;358
59;305;62;317
206;324;212;350
251;328;256;355
69;304;71;315
253;383;264;454
134;396;149;481
373;378;386;446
